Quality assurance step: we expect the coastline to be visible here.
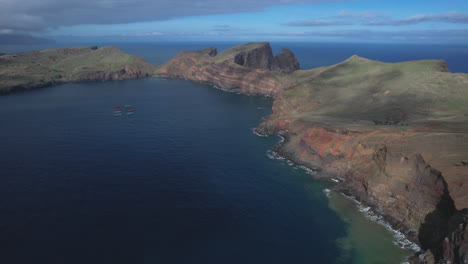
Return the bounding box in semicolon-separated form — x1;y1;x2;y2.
2;43;466;263
256;127;421;257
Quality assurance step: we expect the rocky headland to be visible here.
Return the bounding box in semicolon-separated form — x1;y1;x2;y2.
0;46;155;94
155;42;299;97
1;42;466;263
155;42;468;264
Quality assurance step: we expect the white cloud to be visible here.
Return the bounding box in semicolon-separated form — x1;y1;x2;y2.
0;0;344;32
365;11;468;26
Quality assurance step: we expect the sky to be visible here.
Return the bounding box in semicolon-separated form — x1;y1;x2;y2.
1;0;468;43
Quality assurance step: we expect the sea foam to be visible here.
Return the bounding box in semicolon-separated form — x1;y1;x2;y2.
338;192;421;252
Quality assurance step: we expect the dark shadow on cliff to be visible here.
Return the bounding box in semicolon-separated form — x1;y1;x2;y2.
418;171;458;262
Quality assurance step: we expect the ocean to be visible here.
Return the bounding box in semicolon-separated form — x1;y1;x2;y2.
1;42;467;264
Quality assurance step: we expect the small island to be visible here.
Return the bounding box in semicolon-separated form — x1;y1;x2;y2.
1;42;467;264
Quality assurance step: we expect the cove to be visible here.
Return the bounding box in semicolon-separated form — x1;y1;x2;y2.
0;77;409;263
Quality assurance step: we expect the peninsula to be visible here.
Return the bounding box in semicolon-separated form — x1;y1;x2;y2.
0;46;155;94
155;42;467;264
1;43;466;263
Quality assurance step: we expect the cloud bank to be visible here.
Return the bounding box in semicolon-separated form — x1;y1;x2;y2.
286;11;468;27
365;11;468;26
285;20;353;26
0;0;343;32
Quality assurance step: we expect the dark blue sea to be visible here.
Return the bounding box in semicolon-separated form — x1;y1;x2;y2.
1;42;467;264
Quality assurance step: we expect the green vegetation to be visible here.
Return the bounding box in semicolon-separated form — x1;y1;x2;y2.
277;55;468;132
0;46;155;94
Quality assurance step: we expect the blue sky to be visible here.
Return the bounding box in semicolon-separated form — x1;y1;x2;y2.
1;0;468;43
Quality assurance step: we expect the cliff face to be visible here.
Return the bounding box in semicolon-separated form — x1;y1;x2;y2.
442;212;468;264
158;43;468;264
260;119;467;263
155;42;299;97
272;48;300;73
232;43;275;70
0;46;155;94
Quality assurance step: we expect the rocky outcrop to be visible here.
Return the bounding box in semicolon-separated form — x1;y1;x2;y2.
233;43;275;70
272;48;300;73
230;43;299;73
155;42;299;96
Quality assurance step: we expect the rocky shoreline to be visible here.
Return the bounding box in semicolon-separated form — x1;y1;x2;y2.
261;130;422;245
156;42;467;264
255;111;467;264
260;129;421;261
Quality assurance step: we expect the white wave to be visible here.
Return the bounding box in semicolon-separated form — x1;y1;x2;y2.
359;206;371;213
331;178;340;183
266;150;284;160
339;193;421;252
277;134;285;143
298;165;316;175
252;128;268;137
323;188;331;197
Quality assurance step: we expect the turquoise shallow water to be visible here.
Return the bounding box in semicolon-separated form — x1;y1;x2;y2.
3;42;465;263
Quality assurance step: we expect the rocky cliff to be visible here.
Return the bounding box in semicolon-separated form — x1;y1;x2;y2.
155;42;299;97
0;46;155;94
158;43;468;264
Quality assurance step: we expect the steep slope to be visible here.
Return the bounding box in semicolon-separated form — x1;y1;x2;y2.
0;46;155;94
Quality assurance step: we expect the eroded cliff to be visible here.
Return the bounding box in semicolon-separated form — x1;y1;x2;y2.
155;42;299;97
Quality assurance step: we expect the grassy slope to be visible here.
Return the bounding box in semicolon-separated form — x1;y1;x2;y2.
0;46;155;93
275;55;468;132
